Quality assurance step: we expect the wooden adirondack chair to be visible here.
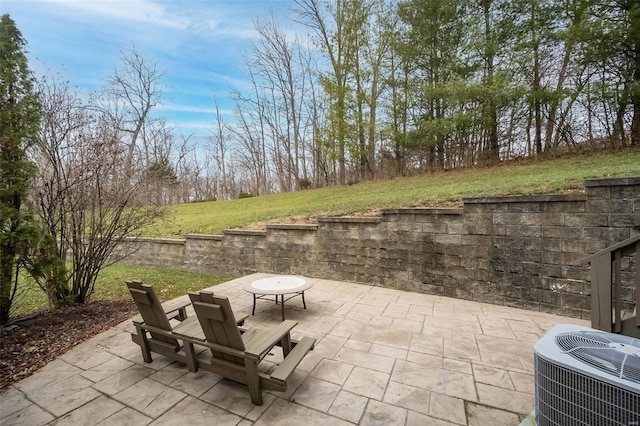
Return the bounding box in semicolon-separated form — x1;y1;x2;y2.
186;291;316;405
127;280;199;372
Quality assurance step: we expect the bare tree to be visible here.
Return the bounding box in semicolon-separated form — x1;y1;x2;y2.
30;73;164;306
294;0;372;184
356;0;389;180
100;47;164;182
138;118;182;205
208;98;233;200
229;72;269;196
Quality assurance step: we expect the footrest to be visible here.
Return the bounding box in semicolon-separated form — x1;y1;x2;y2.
270;336;316;383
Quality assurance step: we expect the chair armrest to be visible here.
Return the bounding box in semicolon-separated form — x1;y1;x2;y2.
133;321;181;339
181;334;251;359
271;336;316;382
172;317;205;341
244;320;298;358
161;299;191;321
142;320;247;360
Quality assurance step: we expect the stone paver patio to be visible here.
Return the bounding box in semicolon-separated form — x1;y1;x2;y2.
1;273;588;425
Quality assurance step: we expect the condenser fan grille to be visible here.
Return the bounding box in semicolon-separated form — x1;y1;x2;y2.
556;331;640;383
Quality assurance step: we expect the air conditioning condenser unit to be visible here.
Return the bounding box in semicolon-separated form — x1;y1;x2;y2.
534;324;640;426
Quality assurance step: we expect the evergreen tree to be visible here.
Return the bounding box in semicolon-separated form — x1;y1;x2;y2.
577;0;639;147
396;0;469;169
0;14;41;325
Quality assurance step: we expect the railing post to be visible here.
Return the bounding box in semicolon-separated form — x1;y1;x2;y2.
636;241;640;328
614;251;621;333
591;254;612;332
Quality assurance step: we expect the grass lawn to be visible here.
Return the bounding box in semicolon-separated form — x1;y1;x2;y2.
147;149;640;237
11;264;232;318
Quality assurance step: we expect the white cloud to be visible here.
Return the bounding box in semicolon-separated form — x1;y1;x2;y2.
40;0;191;29
173;121;213;130
158;103;217;115
34;0;264;43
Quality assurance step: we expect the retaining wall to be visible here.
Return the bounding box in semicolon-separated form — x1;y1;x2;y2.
118;177;640;319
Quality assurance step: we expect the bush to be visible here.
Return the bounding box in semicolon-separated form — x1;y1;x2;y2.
297;178;313;190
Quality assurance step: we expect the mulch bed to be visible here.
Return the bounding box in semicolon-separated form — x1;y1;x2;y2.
0;299;138;393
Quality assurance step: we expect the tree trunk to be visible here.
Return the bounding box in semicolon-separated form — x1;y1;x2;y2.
483;0;500;163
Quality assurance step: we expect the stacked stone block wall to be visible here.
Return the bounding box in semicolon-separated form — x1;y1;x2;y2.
120;177;640;319
115;237;186;269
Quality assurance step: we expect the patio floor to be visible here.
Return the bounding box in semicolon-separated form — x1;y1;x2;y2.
1;273;588;425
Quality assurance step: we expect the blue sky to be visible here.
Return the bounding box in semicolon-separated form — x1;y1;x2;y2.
3;0;297;139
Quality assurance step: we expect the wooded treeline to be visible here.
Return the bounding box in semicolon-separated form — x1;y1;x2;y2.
214;0;639;197
32;0;640;203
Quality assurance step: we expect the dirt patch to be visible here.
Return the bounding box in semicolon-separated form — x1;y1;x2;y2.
0;299;137;393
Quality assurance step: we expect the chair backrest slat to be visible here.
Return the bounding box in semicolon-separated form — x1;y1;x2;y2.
129;288;153;305
189;291;245;364
192;302;226;322
127;280;178;347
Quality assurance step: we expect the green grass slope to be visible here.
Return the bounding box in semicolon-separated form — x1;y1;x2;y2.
147;149;640;238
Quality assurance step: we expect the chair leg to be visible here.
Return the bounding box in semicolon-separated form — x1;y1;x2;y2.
176;306;187;321
245;360;263;405
135;324;153;363
184;342;198;373
281;332;292;357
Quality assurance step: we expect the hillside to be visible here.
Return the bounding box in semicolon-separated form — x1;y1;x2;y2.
147;149;640;238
